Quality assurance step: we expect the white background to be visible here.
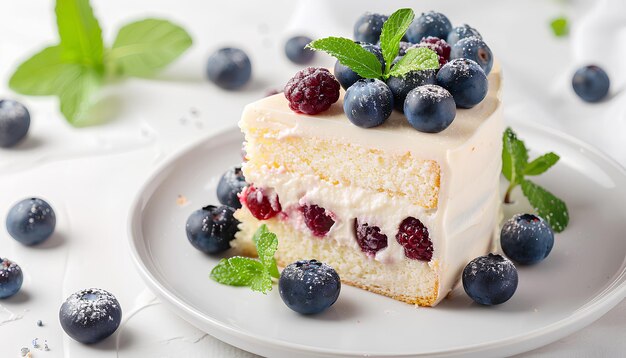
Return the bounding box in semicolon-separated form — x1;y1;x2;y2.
0;0;624;357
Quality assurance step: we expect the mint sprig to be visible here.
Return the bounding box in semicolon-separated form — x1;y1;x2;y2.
307;8;439;80
210;225;280;294
502;127;569;232
9;0;192;126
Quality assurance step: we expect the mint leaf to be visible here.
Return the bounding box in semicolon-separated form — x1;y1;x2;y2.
252;225;280;278
58;65;103;125
255;228;278;270
307;37;383;79
524;152;560;176
379;8;414;74
210;257;266;286
386;47;439;78
55;0;104;65
250;273;273;293
109;19;192;77
502;127;528;184
9;46;75;96
521;179;569;233
550;17;568;37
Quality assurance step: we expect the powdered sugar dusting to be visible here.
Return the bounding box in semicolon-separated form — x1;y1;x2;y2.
64;288;120;326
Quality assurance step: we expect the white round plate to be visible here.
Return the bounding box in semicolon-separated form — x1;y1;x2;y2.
127;122;626;358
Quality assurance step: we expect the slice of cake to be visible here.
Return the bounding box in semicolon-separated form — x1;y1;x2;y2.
232;63;502;307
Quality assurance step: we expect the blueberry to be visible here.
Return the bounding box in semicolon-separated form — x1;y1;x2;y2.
353;13;388;44
397;41;413;56
0;99;30;148
216;166;246;209
206;48;252;90
501;213;554;265
279;259;341;314
447;24;482;47
405;11;452;43
334;43;385;90
343;79;393;128
185;205;239;254
572;65;610;103
450;36;493;75
6;197;56;246
284;35;315;64
386;70;436;111
0;258;23;299
436;58;488;108
463;254;518;305
404;85;456;133
59;288;122;344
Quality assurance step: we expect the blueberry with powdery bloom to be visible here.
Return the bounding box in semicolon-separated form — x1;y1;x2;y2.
284;35;315;64
450;36;493;75
59;288;122;344
353;13;388;44
0;258;23;299
206;48;252;90
216;166;246;208
387;70;437;112
343;78;393;128
463;254;518;305
572;65;610;103
436;58;488;108
279;259;341;314
334;43;385;90
404;85;456;133
405;11;452;43
0;99;30;148
501;213;554;265
186;205;239;254
6;197;56;246
447;24;482;47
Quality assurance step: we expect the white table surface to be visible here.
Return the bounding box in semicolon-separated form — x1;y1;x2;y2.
1;0;624;357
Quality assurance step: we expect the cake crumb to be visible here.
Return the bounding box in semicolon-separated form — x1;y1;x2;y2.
534;308;539;313
176;195;189;207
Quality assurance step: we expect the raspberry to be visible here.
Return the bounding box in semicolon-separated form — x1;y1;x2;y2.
415;37;450;66
242;185;281;220
395;217;433;261
301;204;335;237
284;67;340;115
354;220;388;256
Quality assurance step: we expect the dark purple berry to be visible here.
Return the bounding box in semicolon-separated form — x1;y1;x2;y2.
284;67;340;115
354;220;387;256
395;217;433;261
242;185;281;220
59;288;122;344
463;254;518;305
301;204;335;237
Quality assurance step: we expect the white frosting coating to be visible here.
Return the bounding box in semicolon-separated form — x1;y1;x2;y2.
240;64;503;303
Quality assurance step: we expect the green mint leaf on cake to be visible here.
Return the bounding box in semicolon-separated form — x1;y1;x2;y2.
501;127;569;232
386;47;439;78
210;225;280;293
379;8;415;74
550;16;569;37
524;152;560;176
307;37;383;79
108;19;193;77
8;0;192;126
521;180;569;233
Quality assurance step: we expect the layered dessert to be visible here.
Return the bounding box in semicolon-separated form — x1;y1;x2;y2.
232;62;502;306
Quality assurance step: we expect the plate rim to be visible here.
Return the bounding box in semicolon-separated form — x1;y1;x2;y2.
126;123;626;357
